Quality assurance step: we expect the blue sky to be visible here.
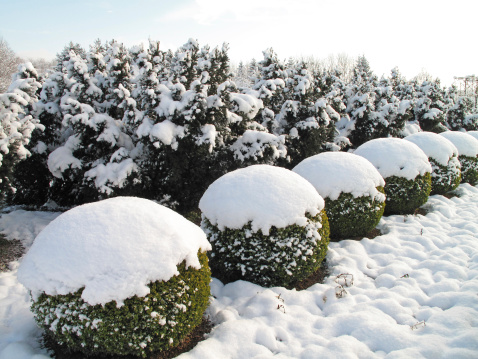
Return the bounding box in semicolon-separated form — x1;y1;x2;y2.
0;0;476;86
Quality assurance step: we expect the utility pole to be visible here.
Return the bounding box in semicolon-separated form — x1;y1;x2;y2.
453;75;478;108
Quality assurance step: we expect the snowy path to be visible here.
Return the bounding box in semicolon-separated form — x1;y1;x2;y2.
1;185;478;358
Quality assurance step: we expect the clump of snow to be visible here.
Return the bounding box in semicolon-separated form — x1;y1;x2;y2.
292;152;385;201
230;130;287;162
47;135;82;178
84;157;138;195
405;132;459;166
199;165;324;235
150;119;186;150
354;138;431;180
439;131;478;157
17;197;211;307
399;121;422;137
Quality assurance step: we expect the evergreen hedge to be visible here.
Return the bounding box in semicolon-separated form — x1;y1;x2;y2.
31;251;211;358
428;157;461;195
325;187;385;239
383;173;432;215
202;210;330;288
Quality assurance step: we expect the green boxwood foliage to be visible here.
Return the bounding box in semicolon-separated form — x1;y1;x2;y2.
202;210;330;288
383;173;432;215
459;155;478;185
429;157;461;195
325;187;385;240
31;251;211;358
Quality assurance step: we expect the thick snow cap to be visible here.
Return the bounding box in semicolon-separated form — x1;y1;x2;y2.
439;131;478;157
354;138;431;180
468;131;478;141
293;152;385;201
405;131;459;166
199;164;324;235
17;197;211;306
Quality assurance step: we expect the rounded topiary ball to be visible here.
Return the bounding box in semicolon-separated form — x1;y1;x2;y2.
405;132;461;195
468;131;478;141
199;164;330;288
18;197;212;358
293;152;386;240
439;131;478;185
354;138;432;215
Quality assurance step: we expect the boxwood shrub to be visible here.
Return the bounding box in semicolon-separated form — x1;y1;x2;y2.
325;187;385;240
202;210;330;288
459;155;478;185
383;173;432;215
429;157;461;194
31;251;211;358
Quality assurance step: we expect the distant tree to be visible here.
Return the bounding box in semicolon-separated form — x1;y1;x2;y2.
25;58;57;79
0;38;23;93
234;61;252;88
248;58;259;83
413;68;434;84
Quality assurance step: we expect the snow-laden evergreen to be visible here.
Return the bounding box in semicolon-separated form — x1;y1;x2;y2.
3;38;478;210
0;62;43;201
413;79;449;133
447;97;478;131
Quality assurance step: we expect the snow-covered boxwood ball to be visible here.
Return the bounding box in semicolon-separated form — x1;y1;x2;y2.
405;132;461;195
440;131;478;185
17;197;212;358
468;130;478;141
293;152;385;240
354;138;432;215
199;164;330;288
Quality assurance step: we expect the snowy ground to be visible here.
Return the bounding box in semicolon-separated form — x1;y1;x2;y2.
1;184;478;358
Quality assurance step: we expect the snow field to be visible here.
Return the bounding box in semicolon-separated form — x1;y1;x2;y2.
183;184;478;358
1;184;477;358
